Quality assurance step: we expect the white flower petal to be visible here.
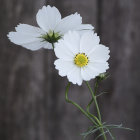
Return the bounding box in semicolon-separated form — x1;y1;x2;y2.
8;32;40;45
88;44;110;62
54;40;75;61
7;24;46;50
22;40;47;50
81;61;109;81
62;31;80;54
54;59;75;77
15;24;45;35
89;61;109;73
8;32;48;50
80;31;100;54
43;42;53;49
75;24;94;30
36;5;61;32
55;13;82;34
8;24;44;44
67;66;82;86
81;65;98;81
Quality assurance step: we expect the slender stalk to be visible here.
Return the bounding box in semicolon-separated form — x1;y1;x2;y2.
51;43;55;49
86;80;101;125
86;99;101;125
85;81;101;121
65;82;98;126
85;81;107;140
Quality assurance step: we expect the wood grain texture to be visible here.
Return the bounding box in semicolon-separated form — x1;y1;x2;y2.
99;0;140;139
0;0;48;140
0;0;140;140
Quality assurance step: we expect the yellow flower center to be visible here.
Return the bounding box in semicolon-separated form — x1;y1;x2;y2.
74;53;89;67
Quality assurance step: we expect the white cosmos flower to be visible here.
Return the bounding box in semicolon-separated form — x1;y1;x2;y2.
54;31;110;86
7;5;93;51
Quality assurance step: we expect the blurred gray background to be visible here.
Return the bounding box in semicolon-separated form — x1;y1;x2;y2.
0;0;140;140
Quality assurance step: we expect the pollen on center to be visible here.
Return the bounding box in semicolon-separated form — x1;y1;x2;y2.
74;53;89;67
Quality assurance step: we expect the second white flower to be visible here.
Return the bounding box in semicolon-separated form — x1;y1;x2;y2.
54;31;110;85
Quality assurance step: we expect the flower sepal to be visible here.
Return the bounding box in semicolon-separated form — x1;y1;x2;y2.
96;73;109;81
41;30;62;44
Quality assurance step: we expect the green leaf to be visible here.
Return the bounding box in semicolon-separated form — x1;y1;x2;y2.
96;92;108;98
105;124;134;131
104;126;116;140
95;130;109;140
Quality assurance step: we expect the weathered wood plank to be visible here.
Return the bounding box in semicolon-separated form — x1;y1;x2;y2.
0;0;49;140
99;0;140;139
1;0;140;140
45;0;98;140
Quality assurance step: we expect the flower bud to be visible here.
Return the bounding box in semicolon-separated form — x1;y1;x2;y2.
96;73;109;81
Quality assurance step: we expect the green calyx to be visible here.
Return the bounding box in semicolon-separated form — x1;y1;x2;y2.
41;30;62;43
96;73;109;81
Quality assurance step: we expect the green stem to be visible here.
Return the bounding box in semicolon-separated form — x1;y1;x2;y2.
85;81;107;140
51;43;55;49
85;81;101;121
65;82;98;126
86;99;101;125
86;80;101;125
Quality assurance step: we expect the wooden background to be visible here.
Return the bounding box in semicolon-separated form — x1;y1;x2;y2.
0;0;140;140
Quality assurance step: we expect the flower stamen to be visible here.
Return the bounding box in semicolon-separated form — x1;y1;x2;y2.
74;53;89;67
